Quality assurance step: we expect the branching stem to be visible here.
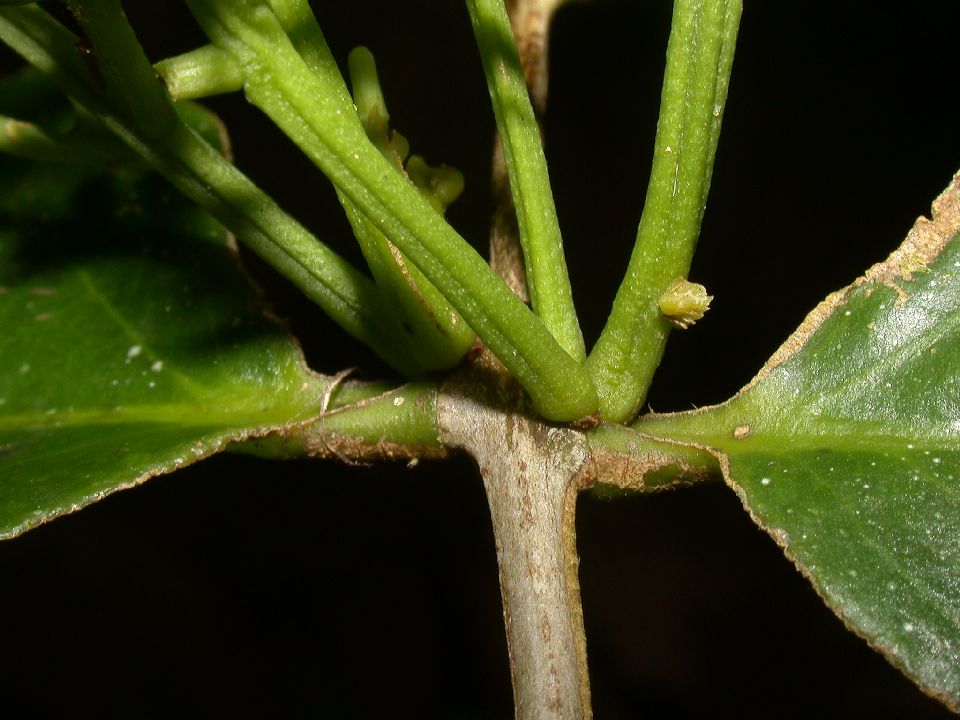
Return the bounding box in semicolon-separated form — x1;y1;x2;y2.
0;4;425;375
186;0;599;421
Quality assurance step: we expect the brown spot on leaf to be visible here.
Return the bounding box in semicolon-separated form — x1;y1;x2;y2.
733;424;751;439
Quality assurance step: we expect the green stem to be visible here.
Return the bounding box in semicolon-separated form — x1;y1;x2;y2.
186;0;598;421
466;0;585;361
0;4;424;376
65;0;176;139
155;44;244;100
232;381;445;460
0;112;130;163
585;0;742;423
341;194;475;372
342;47;476;371
152;123;426;377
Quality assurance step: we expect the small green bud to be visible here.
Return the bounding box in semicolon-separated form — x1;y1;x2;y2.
347;47;388;137
658;277;712;329
406;155;464;213
430;165;465;206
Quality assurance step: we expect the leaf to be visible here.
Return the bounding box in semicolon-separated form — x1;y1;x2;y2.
635;171;960;709
0;157;326;540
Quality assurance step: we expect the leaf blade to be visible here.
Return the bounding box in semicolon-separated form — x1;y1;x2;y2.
0;158;326;539
635;171;960;708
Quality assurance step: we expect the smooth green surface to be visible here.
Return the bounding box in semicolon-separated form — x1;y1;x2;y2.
0;158;327;539
155;44;244;100
466;0;585;361
324;382;441;448
637;232;960;705
587;0;741;422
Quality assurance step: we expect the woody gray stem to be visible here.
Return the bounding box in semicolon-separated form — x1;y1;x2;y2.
438;380;592;719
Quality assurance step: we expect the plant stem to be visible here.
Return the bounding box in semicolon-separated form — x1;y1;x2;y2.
466;0;585;362
65;0;176;139
186;0;599;421
438;383;593;719
343;47;477;371
0;113;131;163
585;0;742;423
0;4;425;376
155;44;244;100
158;15;468;373
234;381;449;463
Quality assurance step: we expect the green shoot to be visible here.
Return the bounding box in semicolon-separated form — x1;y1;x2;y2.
585;0;742;422
466;0;585;361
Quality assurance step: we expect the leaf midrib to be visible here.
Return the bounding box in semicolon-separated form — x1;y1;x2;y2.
0;401;304;432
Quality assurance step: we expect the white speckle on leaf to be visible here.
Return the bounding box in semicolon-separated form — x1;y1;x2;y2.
151;360;164;372
126;345;142;360
393;396;405;407
19;363;30;374
760;477;771;486
770;527;789;544
903;622;916;633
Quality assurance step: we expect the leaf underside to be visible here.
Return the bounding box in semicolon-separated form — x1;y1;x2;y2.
637;172;960;708
0;157;326;540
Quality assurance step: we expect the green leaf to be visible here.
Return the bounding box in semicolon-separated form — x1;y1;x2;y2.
0;158;326;540
636;172;960;708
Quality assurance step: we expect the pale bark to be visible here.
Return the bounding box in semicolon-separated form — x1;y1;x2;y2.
438;373;593;719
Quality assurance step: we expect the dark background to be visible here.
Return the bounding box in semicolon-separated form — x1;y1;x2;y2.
2;1;960;717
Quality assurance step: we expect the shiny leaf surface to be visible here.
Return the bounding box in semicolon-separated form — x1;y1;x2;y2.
0;157;325;539
636;173;960;708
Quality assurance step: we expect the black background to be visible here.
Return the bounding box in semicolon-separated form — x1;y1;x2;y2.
2;1;960;717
